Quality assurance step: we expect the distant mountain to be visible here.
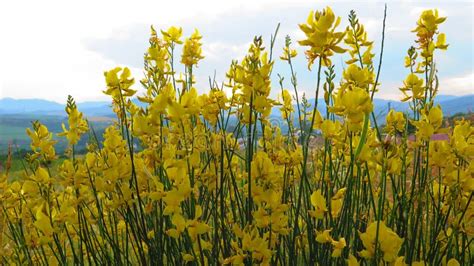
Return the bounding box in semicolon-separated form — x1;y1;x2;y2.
0;98;64;114
270;94;473;125
1;94;472;120
76;101;114;117
437;95;473;115
434;95;459;103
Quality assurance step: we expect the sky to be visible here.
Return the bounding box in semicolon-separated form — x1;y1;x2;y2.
0;0;472;103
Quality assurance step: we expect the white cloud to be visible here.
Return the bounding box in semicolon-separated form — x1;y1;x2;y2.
440;72;474;95
203;41;250;61
0;0;472;103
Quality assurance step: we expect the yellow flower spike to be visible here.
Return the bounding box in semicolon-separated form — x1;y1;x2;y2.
103;67;136;99
161;26;183;44
329;87;373;132
361;45;375;65
343;64;371;88
400;73;424;101
412;9;447;60
26;122;57;161
412;120;434;142
57;96;88;145
279;89;294;120
298;6;346;68
411;105;444;141
251;151;276;182
386;110;406;134
181;87;200;115
181;29;204;66
1;6;469;265
104;67;120;88
131;113;151;137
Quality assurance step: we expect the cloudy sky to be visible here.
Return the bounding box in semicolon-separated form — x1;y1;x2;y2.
0;0;472;103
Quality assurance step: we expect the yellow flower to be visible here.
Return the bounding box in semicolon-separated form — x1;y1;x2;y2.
181;29;204;66
57;96;88;145
331;237;346;257
21;180;39;195
343;64;372;88
103;67;136;99
280;89;294;119
414;9;446;33
161;26;183;44
344;11;374;67
163;188;187;215
446;258;460;266
251;151;276;182
412;105;443;141
451;120;474;159
309;189;327;219
182;253;195;263
428;105;443;128
400;73;424;102
34;206;54;238
315;229;333;243
436;33;448;50
347;254;360;266
26;121;57;161
412;9;447;58
387;157;402;176
359;221;403;262
332;187;346;200
386;110;406;134
280;46;298;61
298;7;346;68
394;256;407;266
330;87;373;131
320;119;342;139
331;198;343;218
311;109;324;130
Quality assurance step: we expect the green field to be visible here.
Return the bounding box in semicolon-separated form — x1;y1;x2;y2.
0;114;112;154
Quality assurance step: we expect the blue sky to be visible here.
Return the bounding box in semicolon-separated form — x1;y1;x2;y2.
0;0;472;102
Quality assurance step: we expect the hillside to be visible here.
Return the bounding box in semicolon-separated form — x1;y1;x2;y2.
1;94;472;154
0;113;113;154
270;94;473;124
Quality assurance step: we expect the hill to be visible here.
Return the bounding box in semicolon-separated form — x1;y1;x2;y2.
1;94;472;154
271;94;473;124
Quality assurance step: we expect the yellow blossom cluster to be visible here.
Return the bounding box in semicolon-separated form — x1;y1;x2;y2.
0;7;471;266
